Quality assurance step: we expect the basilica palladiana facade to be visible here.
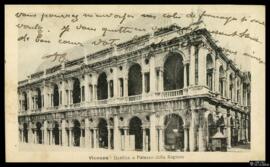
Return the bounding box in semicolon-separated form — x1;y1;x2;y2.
18;25;251;152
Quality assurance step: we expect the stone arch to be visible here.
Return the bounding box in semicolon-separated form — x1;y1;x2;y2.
97;72;108;100
98;118;108;148
72;119;81;146
72;78;81;103
129;116;143;150
206;54;214;90
162;50;187;63
36;122;43;144
53;84;59;107
22;91;28;110
163;52;184;91
128;63;142;96
163;113;184;151
36;88;42;109
219;66;225;96
52;121;60;145
23;122;28;143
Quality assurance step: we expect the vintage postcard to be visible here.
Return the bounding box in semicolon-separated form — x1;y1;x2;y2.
5;5;265;162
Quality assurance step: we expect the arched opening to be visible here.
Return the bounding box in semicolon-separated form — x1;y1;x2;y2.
98;118;108;148
229;74;234;100
53;84;59;106
36;88;42;109
128;64;142;96
230;117;236;146
129;117;143;150
23;123;28;143
206;54;214;91
235;118;240;146
164;114;184;151
23;92;28;110
97;73;108;100
73;78;81;103
216;116;225;134
53;122;60;145
219;66;225;96
73;120;81;146
164;53;184;91
36;122;42;144
208;114;216;148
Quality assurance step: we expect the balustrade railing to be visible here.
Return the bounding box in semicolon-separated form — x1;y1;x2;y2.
128;95;142;101
21;87;218;114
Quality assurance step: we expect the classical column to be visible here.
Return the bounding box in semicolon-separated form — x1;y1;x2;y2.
246;118;249;142
61;82;66;107
70;90;73;105
93;128;98;149
142;72;145;94
61;121;66;146
160;68;164;92
198;126;206;151
123;127;129;151
80;129;84;147
33;129;36;144
184;126;189;151
28;128;32;143
183;63;187;88
149;56;157;93
59;128;62;146
189;45;195;86
113;67;119;98
215;61;220;93
124;77;128;97
89;129;93;148
158;127;165;152
227;118;232;148
85;119;90;148
49;129;53;145
108;126;111;149
198;47;207;86
69;128;72;146
107;82;111;98
150;114;158;152
113;116;120;151
142;127;146;151
189;111;197;151
93;85;97;100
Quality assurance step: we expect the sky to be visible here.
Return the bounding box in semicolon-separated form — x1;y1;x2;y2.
16;5;265;81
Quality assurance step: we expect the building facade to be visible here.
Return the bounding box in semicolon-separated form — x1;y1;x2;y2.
18;25;251;152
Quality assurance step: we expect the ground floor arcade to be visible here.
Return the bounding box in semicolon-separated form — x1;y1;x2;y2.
19;100;250;152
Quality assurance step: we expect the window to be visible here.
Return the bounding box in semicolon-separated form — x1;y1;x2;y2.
119;78;123;97
81;86;85;101
206;54;214;91
110;80;114;97
195;47;199;85
219;66;225;97
144;73;150;93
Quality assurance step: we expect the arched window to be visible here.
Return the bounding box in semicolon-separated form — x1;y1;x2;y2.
23;92;28;110
206;54;214;91
53;84;59;106
128;64;142;96
36;88;42;109
73;78;81;103
164;114;184;151
164;53;184;91
97;73;108;100
219;66;225;96
229;74;234;100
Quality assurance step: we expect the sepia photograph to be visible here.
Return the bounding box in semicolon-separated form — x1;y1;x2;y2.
5;5;265;162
